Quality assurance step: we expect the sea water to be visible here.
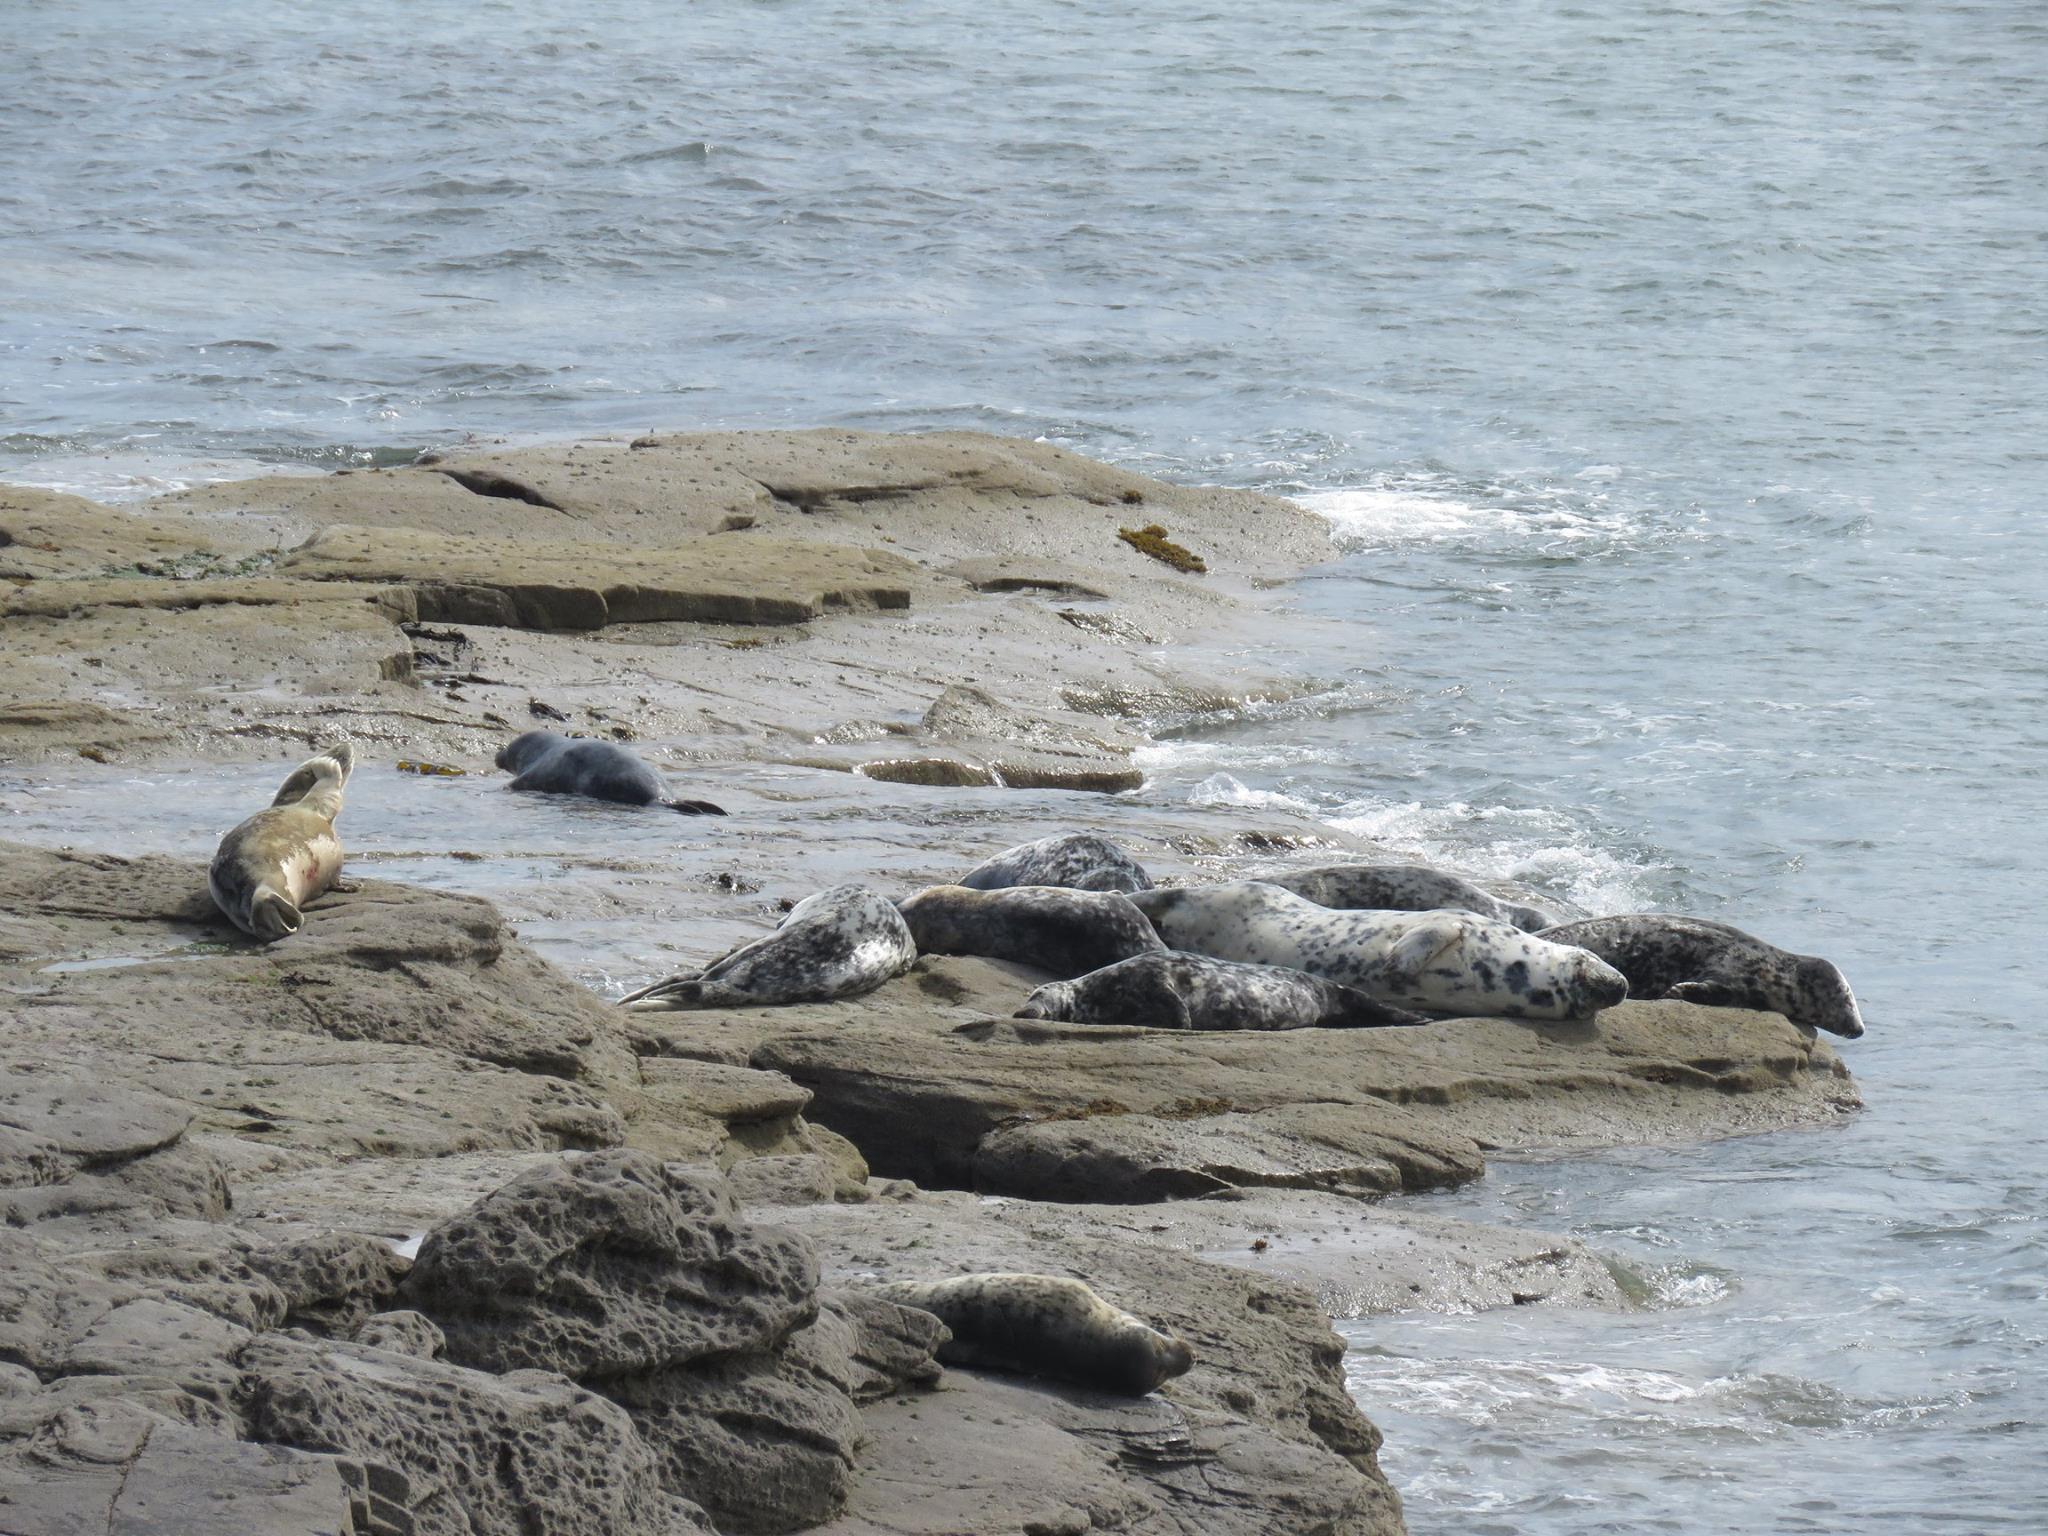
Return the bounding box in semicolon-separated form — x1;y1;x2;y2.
4;2;2045;1528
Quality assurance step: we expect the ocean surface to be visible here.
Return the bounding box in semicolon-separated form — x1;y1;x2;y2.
4;2;2045;1530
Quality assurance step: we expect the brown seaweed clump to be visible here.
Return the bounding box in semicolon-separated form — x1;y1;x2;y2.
1117;524;1207;574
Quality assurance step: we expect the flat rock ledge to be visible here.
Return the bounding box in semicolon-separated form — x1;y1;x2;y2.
0;430;1329;776
647;954;1861;1206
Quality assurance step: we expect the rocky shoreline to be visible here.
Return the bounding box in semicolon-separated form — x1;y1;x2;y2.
0;431;1859;1535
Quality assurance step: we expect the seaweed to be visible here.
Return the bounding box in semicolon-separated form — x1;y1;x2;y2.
1117;523;1207;574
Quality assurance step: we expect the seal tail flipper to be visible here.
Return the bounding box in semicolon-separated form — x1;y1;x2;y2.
248;885;303;941
270;742;355;808
618;970;751;1011
667;798;729;816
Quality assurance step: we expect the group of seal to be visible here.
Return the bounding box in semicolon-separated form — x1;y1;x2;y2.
200;762;1861;1402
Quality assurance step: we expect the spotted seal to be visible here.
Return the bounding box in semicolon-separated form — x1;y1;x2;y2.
1267;862;1555;932
619;884;915;1010
496;730;725;815
208;742;356;941
1128;881;1627;1019
956;833;1154;894
1017;951;1430;1030
866;1274;1193;1397
895;885;1166;979
1537;914;1865;1038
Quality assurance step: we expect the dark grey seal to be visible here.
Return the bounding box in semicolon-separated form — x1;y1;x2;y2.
1268;862;1555;932
956;833;1154;894
619;884;915;1010
1537;914;1865;1038
496;730;725;815
866;1274;1193;1397
1017;951;1430;1030
1128;881;1628;1020
895;884;1166;979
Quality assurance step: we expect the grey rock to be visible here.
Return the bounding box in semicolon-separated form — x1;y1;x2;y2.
0;1404;358;1536
398;1150;817;1381
351;1311;445;1360
246;1233;409;1337
239;1332;710;1536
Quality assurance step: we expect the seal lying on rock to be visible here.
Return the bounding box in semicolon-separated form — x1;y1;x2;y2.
209;742;355;941
619;884;915;1010
957;833;1154;894
1538;915;1865;1038
1017;951;1430;1030
867;1274;1193;1397
1267;862;1555;932
896;885;1165;979
496;730;726;815
1129;881;1628;1020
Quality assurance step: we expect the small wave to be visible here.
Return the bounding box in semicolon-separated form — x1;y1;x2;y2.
1186;772;1321;816
1294;481;1659;554
1326;797;1669;916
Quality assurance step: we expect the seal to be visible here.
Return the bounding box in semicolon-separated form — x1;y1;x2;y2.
895;885;1166;979
1017;951;1430;1030
956;833;1154;894
619;884;915;1010
1268;862;1555;932
1536;914;1865;1038
866;1274;1194;1397
496;730;725;815
1128;881;1628;1020
208;742;356;941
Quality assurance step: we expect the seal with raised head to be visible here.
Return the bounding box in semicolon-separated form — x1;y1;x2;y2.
496;730;725;815
956;833;1154;894
1267;862;1555;932
209;742;356;941
619;884;915;1010
866;1274;1193;1397
896;885;1165;979
1017;951;1430;1030
1129;881;1628;1020
1537;914;1865;1038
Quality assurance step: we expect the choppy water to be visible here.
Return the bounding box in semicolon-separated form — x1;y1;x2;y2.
5;1;2046;1529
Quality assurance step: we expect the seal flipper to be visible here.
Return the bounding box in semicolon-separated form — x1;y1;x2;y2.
666;798;729;816
1663;979;1739;1006
1326;984;1433;1029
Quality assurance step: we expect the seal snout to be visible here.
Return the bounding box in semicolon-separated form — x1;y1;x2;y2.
1578;953;1630;1013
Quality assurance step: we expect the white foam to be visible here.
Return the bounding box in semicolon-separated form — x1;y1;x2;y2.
1;454;323;504
1186;772;1320;816
1326;797;1665;916
1295;489;1511;548
1294;485;1640;553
